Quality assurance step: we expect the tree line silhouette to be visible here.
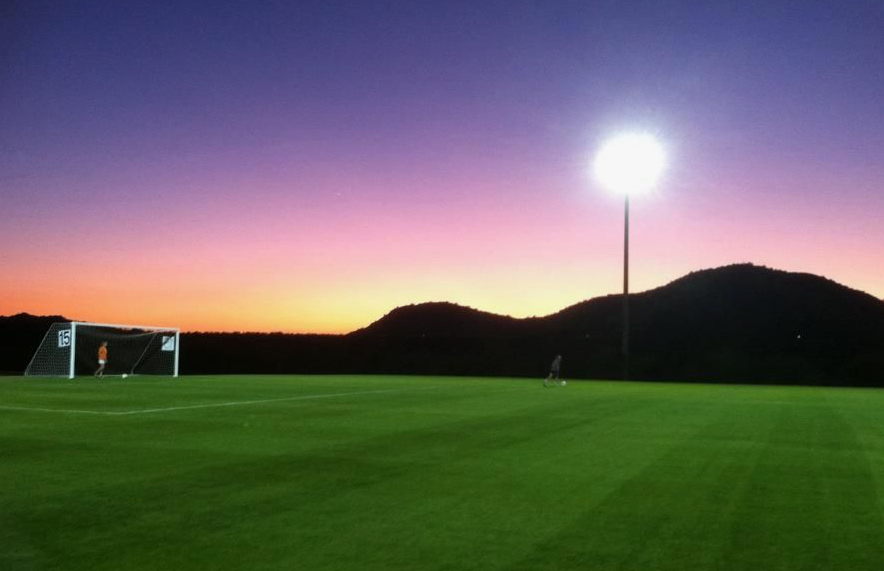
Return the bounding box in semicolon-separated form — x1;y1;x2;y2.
3;265;882;386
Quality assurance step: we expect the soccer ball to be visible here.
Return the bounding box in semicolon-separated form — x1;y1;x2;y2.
561;380;567;386
122;374;128;379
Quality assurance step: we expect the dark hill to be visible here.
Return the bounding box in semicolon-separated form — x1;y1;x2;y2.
544;264;884;384
351;302;531;338
344;302;547;376
2;265;883;385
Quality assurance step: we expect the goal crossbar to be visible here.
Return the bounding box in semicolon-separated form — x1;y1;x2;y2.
70;321;181;332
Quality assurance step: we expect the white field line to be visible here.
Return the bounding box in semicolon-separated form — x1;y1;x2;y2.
0;405;111;415
0;386;439;416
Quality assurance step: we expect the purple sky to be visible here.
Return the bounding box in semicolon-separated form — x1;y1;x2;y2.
2;0;883;332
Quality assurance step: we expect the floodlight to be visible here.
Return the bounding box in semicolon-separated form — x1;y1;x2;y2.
593;133;665;195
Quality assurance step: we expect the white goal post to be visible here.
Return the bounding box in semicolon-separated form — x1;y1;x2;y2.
24;321;180;379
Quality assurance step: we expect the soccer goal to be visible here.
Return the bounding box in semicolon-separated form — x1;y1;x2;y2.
24;322;180;378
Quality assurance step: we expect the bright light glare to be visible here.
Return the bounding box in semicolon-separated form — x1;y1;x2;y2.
593;133;666;195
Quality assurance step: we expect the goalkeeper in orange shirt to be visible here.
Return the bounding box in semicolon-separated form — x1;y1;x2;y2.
94;341;108;378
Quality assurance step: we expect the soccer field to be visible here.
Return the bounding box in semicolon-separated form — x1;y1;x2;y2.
2;375;884;571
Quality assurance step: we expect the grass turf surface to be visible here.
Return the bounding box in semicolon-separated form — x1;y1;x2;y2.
2;375;884;570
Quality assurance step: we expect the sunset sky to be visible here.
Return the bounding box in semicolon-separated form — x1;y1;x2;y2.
3;0;883;333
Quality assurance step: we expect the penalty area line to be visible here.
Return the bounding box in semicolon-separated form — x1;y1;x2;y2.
0;386;440;416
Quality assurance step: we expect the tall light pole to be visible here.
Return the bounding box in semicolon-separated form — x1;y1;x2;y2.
623;193;630;378
594;133;665;380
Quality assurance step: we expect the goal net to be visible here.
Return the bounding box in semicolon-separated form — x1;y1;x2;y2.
24;322;180;378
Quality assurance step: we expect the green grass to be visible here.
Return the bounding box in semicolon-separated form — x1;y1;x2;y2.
2;375;884;570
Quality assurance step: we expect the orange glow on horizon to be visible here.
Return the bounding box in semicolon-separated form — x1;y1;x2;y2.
4;253;882;334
